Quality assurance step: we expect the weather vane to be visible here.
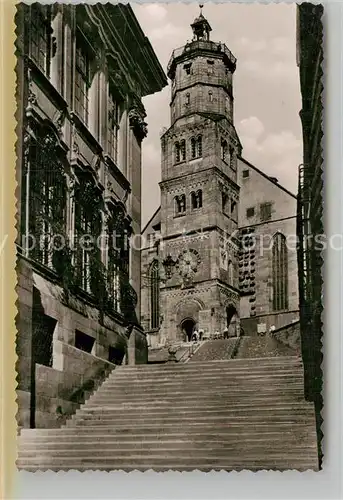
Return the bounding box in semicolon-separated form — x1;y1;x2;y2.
199;4;204;15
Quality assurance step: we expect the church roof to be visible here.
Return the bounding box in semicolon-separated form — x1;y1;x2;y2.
142;205;161;235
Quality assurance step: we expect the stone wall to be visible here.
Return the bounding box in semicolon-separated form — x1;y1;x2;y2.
16;257;126;429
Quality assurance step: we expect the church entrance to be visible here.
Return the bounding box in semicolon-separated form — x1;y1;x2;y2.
226;305;238;337
181;318;196;342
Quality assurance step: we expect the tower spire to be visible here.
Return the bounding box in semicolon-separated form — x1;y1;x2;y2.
191;5;212;41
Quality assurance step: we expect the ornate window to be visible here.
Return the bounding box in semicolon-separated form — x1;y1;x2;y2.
107;88;120;163
229;147;236;170
221;138;228;162
191;135;202;159
272;233;288;311
29;4;52;76
75;38;90;124
150;260;160;330
191;190;203;209
74;174;102;294
25;125;67;269
107;207;127;313
175;194;186;215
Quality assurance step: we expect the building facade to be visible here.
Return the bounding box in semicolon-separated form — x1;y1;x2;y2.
141;13;299;347
296;3;323;462
15;3;167;428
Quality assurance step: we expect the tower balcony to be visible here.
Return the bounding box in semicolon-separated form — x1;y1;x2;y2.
167;40;236;79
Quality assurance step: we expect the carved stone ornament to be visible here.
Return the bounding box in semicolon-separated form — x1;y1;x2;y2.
129;107;148;141
176;249;201;286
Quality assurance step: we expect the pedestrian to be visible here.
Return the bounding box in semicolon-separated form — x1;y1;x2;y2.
223;326;229;339
192;329;199;342
198;328;204;341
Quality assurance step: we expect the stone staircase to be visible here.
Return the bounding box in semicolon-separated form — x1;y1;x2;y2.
17;355;319;471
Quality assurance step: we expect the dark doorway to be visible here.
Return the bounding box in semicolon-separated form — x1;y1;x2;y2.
181;318;196;342
226;305;238;337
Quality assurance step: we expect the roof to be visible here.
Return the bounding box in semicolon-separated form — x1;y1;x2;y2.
142;206;161;235
239;157;297;199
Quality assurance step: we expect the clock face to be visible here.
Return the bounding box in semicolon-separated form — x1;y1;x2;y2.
177;249;201;281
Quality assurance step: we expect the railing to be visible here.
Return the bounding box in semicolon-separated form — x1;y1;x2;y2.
167;40;236;73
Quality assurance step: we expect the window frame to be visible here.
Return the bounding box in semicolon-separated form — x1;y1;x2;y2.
74;35;91;125
29;4;52;77
107;85;120;164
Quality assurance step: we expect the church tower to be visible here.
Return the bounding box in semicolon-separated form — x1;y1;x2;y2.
159;9;242;342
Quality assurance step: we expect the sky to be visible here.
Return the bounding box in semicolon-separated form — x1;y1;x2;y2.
132;3;302;227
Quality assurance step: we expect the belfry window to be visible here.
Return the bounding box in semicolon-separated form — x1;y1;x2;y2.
25;126;67;269
185;93;190;106
150;260;160;330
174;142;180;163
75;38;90;125
175;194;186;214
208;91;213;103
191;190;203;209
29;4;52;77
180;139;186;161
191;135;202;159
272;233;288;311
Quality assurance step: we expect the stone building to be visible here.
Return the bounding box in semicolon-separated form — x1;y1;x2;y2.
141;12;299;347
15;3;167;428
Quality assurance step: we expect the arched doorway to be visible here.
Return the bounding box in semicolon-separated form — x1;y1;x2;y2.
181;318;196;342
226;305;238;337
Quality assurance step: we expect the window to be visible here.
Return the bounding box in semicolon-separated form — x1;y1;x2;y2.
107;88;120;163
242;169;249;179
107;207;127;313
231;200;237;218
272;233;288;311
180;139;186;161
208;91;213;103
26;126;67;269
185;93;190;106
75;40;90;124
207;60;214;74
29;4;52;76
74;175;102;294
175;194;186;214
260;202;272;222
246;207;255;218
191;190;202;209
75;330;95;354
191;135;202;159
184;63;192;75
229;148;235;170
221;139;228;162
174;142;180;163
150;260;160;330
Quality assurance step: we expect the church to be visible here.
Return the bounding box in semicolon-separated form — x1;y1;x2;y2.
141;12;299;348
